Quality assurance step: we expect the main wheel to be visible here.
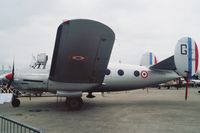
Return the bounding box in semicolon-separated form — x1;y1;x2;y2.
66;97;83;110
11;98;20;107
35;92;43;97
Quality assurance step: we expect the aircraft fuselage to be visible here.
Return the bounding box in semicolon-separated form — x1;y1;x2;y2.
11;63;180;93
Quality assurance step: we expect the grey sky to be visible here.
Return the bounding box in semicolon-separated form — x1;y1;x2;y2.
0;0;200;69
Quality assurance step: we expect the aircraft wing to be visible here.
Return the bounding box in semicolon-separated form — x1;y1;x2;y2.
49;19;115;91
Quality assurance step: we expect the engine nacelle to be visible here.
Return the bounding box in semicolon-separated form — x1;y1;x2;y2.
174;37;199;78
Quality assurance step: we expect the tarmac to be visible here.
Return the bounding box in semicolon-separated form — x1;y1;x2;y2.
0;88;200;133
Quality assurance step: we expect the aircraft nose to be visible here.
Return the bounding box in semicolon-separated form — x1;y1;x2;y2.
5;73;13;80
0;73;12;83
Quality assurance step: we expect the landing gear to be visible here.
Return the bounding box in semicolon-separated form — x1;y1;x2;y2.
11;98;20;107
66;97;83;110
86;92;95;98
34;92;43;97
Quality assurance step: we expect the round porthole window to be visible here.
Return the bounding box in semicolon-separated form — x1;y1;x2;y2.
134;70;140;77
105;69;111;75
118;69;124;76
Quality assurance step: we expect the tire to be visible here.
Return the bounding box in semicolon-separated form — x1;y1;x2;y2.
11;98;20;107
35;92;43;97
66;97;83;110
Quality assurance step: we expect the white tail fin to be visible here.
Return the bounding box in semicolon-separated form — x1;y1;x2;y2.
174;37;199;78
140;52;157;66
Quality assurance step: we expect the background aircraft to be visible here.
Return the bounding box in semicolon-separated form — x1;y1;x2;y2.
0;19;199;110
140;52;157;66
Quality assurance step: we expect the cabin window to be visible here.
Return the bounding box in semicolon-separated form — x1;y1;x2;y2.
105;69;111;75
134;70;140;77
118;69;124;76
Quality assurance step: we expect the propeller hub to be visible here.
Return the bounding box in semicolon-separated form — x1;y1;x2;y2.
5;73;13;80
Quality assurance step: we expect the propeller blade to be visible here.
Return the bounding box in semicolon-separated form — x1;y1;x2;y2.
185;78;189;100
12;60;15;76
6;61;15;89
6;82;11;89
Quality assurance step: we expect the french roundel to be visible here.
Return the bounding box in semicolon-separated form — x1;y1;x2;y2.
141;71;148;78
71;55;87;61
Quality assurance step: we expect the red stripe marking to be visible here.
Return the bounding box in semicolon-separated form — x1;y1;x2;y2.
154;56;157;64
195;43;199;72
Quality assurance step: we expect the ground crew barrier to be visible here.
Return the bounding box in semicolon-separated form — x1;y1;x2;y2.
0;115;43;133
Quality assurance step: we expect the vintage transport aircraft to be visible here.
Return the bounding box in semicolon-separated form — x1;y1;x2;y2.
0;19;199;110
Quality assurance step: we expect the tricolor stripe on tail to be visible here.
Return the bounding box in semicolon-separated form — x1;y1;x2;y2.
140;52;157;66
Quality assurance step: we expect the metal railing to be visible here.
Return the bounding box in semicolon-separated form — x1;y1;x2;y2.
0;115;43;133
0;87;14;93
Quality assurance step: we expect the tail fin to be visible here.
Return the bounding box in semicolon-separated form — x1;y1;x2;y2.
174;37;198;78
140;52;157;66
151;37;199;78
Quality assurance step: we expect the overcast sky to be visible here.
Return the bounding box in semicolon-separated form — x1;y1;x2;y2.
0;0;200;69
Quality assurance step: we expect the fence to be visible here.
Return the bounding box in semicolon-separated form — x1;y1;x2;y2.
0;115;43;133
